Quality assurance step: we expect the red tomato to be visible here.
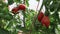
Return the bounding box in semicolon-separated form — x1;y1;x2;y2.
12;7;19;14
18;4;26;11
38;12;44;22
41;16;50;28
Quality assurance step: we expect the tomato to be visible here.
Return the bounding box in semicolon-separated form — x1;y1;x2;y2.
41;16;50;28
38;12;44;22
12;7;19;14
18;4;26;11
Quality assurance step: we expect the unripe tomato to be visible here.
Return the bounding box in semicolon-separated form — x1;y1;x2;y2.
18;4;26;11
12;7;19;14
38;12;44;22
41;16;50;28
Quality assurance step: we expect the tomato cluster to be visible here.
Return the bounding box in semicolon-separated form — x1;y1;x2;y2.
38;11;50;28
12;4;26;14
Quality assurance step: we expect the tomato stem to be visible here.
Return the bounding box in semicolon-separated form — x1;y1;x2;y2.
32;0;44;30
36;1;40;11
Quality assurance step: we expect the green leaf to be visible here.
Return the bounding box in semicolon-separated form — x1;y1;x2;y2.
0;13;4;18
3;7;9;14
36;0;40;2
8;0;14;5
25;0;29;7
0;28;11;34
49;1;59;12
14;0;22;3
4;14;13;20
49;15;55;24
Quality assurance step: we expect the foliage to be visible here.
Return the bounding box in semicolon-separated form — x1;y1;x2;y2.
0;0;60;34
